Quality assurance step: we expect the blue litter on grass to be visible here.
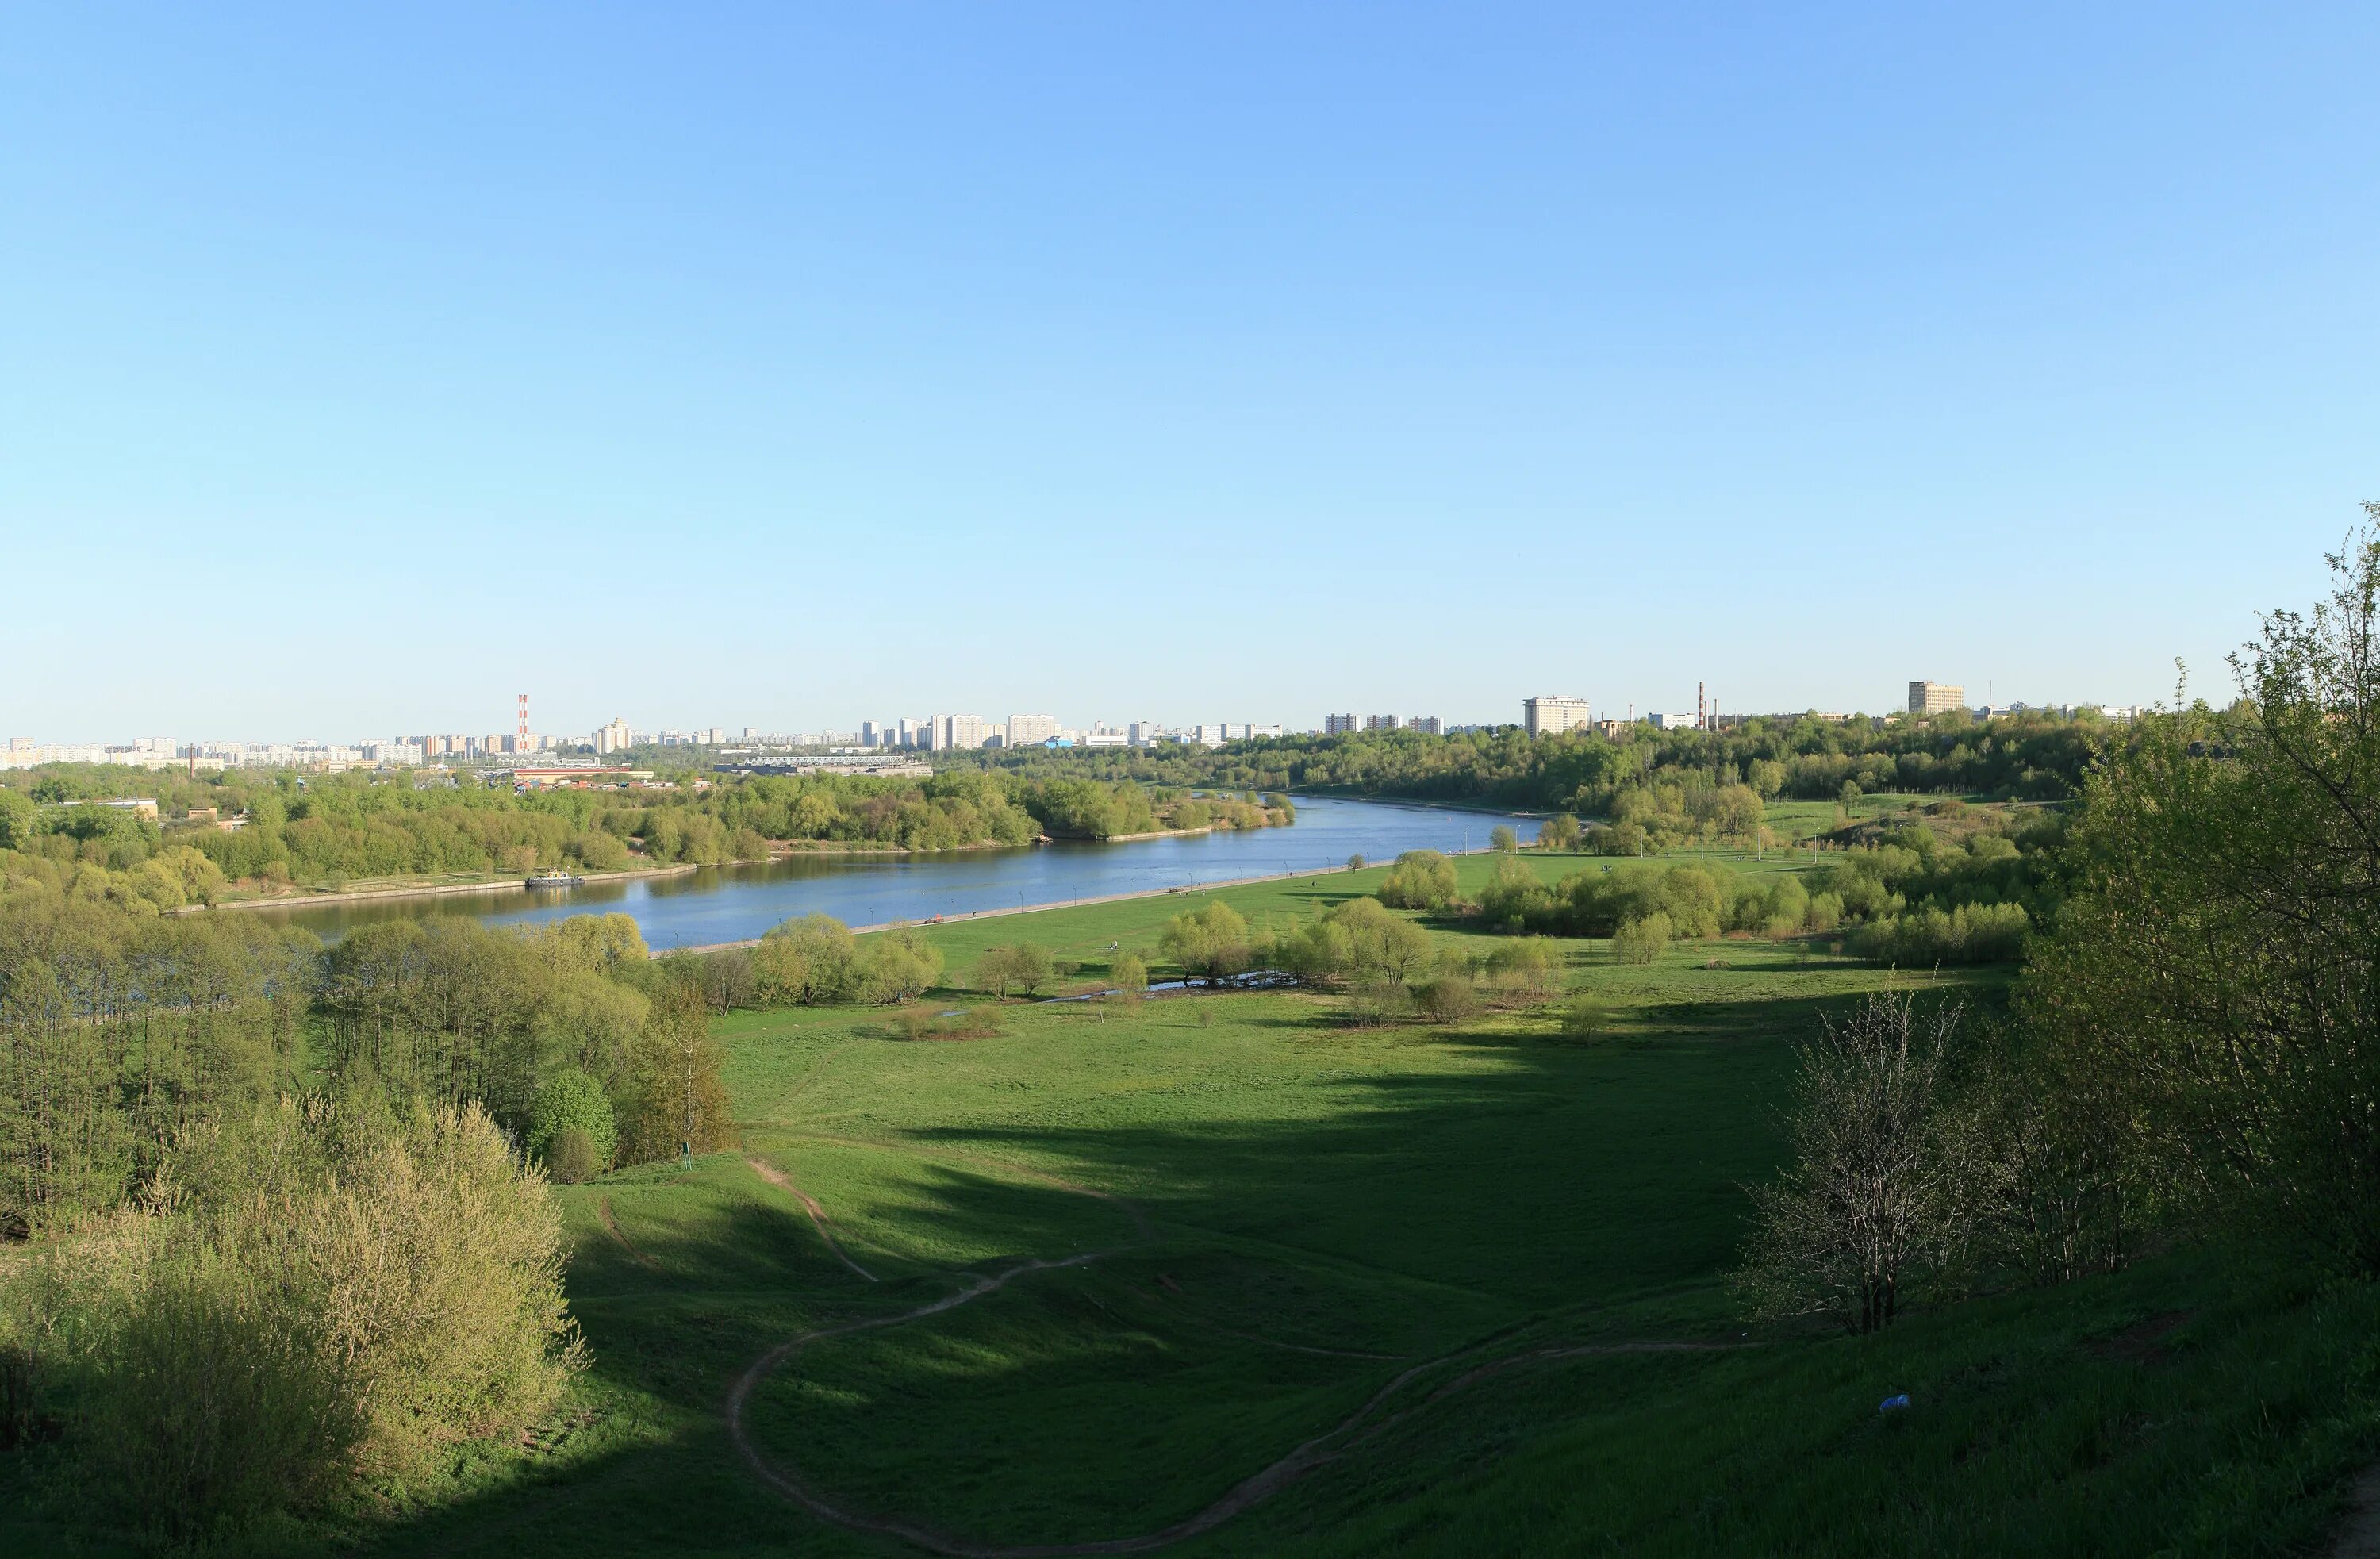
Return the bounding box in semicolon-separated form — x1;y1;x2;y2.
1879;1393;1911;1413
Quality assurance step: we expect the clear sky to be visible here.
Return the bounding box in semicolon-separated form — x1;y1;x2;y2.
5;3;2375;742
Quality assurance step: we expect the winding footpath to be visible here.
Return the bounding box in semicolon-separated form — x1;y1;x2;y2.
724;1139;1748;1556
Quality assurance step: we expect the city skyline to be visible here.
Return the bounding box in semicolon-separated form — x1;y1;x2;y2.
7;674;2144;768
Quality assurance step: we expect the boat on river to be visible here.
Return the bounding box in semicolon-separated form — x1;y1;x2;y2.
524;870;585;889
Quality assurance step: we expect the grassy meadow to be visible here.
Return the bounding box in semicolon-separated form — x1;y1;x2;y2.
10;820;2378;1556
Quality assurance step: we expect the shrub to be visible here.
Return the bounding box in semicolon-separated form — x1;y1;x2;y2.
1419;975;1479;1024
1484;937;1563;1002
32;1097;582;1538
1558;993;1610;1039
528;1068;617;1173
1376;850;1460;911
1110;952;1149;995
1346;854;1365;871
544;1128;598;1185
1612;912;1672;965
1344;976;1413;1027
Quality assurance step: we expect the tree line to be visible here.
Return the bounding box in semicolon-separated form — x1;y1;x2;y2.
1739;513;2380;1331
950;707;2106;812
0;767;1276;905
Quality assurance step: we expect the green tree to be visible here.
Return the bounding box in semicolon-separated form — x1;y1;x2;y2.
1324;897;1433;988
619;987;736;1163
976;942;1055;997
527;1067;618;1173
1158;901;1250;985
750;913;855;1005
1612;912;1671;965
2025;512;2380;1269
1376;849;1460;910
1489;824;1520;853
847;929;944;1004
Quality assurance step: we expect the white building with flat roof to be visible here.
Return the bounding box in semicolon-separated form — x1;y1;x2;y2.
1523;695;1591;738
1006;713;1058;747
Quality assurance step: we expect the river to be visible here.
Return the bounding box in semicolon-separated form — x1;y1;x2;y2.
250;796;1541;950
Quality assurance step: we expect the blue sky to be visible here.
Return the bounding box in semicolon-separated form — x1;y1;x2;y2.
4;3;2375;741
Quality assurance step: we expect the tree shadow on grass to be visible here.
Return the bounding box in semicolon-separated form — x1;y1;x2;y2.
336;974;1931;1558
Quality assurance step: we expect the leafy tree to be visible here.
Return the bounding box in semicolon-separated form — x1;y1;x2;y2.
1110;952;1150;995
619;987;735;1163
846;929;944;1004
527;1068;617;1173
2025;511;2380;1270
1375;849;1459;911
1158;902;1250;985
976;942;1055;998
1322;897;1433;988
751;914;855;1005
1489;824;1519;853
1611;912;1671;965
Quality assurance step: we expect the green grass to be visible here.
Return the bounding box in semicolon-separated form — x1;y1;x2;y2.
8;849;2378;1556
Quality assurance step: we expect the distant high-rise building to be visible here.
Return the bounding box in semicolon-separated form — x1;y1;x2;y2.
1523;695;1591;738
1908;681;1965;716
931;714;991;750
1128;720;1161;747
593;717;634;755
1324;712;1360;735
1006;713;1058;747
860;721;881;747
1408;716;1442;735
1365;714;1399;732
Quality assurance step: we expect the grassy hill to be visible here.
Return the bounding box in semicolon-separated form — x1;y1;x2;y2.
10;835;2375;1556
330;851;2379;1557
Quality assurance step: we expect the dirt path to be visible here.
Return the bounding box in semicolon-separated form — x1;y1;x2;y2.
2329;1463;2380;1557
597;1197;661;1269
724;1140;1744;1556
745;1156;880;1283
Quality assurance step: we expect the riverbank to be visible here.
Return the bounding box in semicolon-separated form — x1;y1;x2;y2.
649;847;1494;958
182;862;702;914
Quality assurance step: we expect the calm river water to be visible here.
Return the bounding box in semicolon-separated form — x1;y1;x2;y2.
251;796;1541;949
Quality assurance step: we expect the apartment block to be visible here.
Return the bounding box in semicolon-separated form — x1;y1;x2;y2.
1907;681;1965;716
1522;695;1592;738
